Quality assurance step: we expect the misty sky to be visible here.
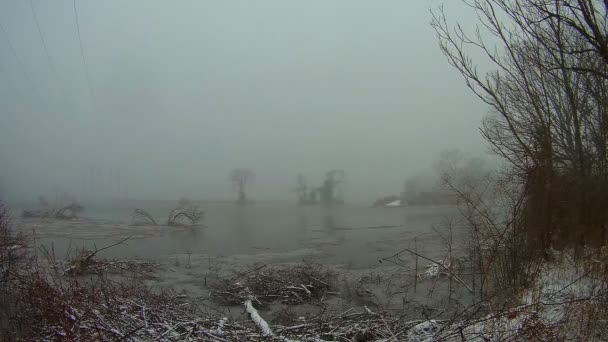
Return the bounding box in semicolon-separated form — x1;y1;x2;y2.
0;0;488;202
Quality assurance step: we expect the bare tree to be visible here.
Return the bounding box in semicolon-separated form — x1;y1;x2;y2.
132;198;203;227
131;209;158;225
433;150;489;190
230;168;254;205
432;0;608;250
403;173;435;204
531;1;608;71
319;170;345;205
432;0;608;177
295;173;308;205
167;198;203;226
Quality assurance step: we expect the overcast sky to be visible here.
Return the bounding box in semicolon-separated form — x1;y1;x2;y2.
0;0;489;202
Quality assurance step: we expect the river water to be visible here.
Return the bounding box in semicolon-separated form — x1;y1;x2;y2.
15;200;463;269
13;200;477;319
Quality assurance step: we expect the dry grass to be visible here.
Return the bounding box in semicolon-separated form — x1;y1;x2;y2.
8;271;232;340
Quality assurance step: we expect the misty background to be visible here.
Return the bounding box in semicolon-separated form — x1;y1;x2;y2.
0;0;488;202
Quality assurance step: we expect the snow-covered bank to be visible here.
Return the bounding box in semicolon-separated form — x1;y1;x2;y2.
406;251;608;341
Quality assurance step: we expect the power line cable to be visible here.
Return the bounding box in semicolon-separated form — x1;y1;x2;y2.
29;0;71;111
29;0;58;81
0;20;42;104
73;0;93;98
0;59;21;99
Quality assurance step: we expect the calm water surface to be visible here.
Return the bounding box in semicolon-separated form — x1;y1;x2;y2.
16;200;463;268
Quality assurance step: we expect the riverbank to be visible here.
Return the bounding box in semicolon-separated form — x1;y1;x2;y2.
4;212;607;340
5;244;596;341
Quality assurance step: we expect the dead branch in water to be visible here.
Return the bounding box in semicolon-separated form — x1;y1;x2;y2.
64;236;139;275
131;198;204;226
167;199;203;226
53;202;84;219
22;198;84;220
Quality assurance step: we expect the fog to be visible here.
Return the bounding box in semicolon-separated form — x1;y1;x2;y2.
0;0;487;202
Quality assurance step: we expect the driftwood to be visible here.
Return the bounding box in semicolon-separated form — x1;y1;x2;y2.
15;267;560;342
244;298;273;336
63;236;159;277
209;263;336;306
12;251;565;341
15;268;425;341
54;203;84;219
22;201;84;220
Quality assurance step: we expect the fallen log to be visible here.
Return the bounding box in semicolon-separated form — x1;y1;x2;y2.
244;297;272;336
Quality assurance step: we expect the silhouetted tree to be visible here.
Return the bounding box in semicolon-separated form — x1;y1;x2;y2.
308;189;318;204
230;168;254;205
432;0;608;177
320;170;345;205
295;173;309;205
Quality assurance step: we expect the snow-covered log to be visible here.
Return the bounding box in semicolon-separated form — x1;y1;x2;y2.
244;297;273;336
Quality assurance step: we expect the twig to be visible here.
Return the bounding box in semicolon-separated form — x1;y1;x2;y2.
229;264;267;282
88;236;132;259
381;247;473;293
118;325;144;341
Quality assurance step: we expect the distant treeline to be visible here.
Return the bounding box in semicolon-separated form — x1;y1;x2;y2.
402;191;457;206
